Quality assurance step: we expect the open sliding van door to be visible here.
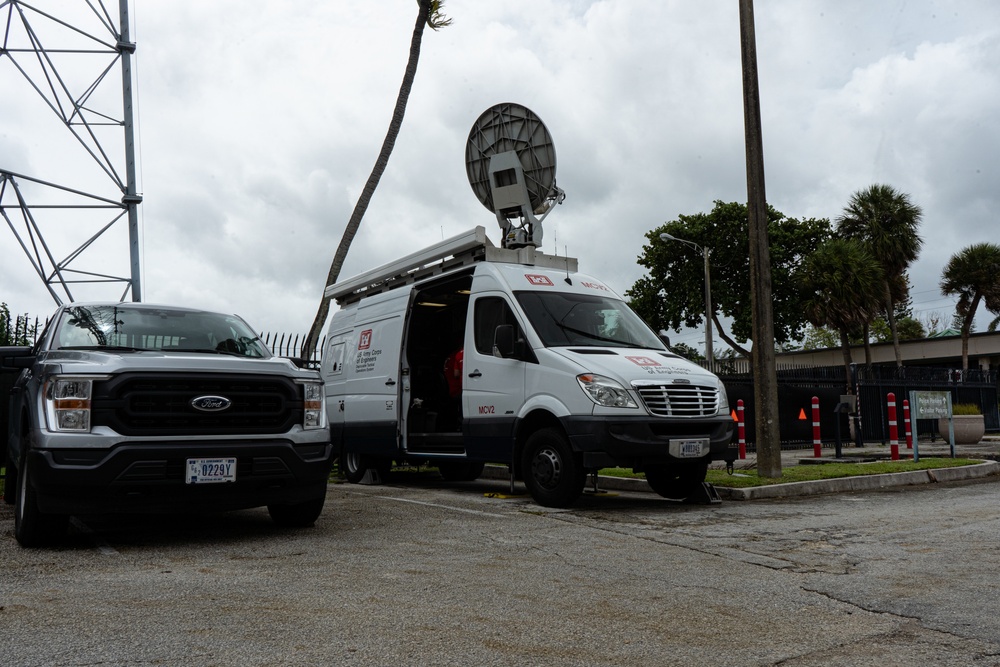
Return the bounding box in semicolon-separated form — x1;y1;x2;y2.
342;293;407;464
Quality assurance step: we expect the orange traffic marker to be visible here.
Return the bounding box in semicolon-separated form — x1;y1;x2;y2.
798;408;807;420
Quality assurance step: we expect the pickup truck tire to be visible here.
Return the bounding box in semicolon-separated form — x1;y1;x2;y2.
644;461;709;500
341;448;391;484
437;460;486;482
3;454;16;505
522;428;586;508
267;496;326;528
15;450;68;547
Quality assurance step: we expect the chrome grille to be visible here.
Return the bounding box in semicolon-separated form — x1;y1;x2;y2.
634;382;719;417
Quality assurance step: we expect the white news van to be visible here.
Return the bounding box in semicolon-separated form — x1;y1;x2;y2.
321;226;736;507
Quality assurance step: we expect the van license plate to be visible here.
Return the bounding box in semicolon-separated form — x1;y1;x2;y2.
186;457;237;484
670;438;708;458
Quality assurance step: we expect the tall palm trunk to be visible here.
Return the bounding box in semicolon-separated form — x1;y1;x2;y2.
884;282;903;367
302;0;433;359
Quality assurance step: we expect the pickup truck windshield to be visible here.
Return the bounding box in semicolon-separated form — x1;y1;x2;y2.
53;305;269;358
515;291;666;350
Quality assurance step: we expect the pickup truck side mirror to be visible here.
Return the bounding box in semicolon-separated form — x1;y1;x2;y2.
0;346;36;370
493;325;516;359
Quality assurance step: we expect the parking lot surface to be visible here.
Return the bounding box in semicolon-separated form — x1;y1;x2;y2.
2;473;1000;666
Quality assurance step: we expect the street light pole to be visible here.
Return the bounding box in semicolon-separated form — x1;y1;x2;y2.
660;233;714;369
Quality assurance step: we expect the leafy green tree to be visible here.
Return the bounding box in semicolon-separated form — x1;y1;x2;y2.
940;242;1000;370
799;239;885;389
837;184;923;368
628;201;831;357
303;0;452;358
0;303;38;346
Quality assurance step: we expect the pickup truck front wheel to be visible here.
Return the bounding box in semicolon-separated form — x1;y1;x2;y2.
15;451;68;547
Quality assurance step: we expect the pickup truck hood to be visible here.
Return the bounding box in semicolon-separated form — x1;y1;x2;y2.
547;347;719;385
37;350;317;379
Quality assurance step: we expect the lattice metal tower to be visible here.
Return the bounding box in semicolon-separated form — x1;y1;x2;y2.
0;0;141;305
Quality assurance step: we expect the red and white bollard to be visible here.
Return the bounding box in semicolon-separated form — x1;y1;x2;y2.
887;392;900;460
903;399;912;450
812;396;822;458
737;399;746;459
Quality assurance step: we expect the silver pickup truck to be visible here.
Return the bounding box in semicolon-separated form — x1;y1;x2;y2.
1;302;333;547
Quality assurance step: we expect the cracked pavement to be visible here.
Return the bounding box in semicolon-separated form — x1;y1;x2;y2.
2;473;999;665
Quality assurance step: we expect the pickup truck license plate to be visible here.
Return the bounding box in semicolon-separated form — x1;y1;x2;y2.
186;457;236;484
670;438;708;458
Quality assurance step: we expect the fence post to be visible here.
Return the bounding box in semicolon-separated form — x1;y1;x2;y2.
903;399;912;449
737;399;746;460
887;392;899;461
812;396;822;458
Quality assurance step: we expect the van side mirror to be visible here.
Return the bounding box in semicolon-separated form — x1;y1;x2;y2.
493;325;516;358
658;330;671;348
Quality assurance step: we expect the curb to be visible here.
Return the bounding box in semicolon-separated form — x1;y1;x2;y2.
483;460;1000;501
717;460;1000;501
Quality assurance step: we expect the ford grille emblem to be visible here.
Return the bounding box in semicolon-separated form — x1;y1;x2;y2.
191;395;232;412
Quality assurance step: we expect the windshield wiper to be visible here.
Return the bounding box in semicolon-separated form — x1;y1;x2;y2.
59;345;147;352
556;324;645;348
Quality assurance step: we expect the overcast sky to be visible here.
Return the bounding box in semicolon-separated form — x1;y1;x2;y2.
2;1;999;355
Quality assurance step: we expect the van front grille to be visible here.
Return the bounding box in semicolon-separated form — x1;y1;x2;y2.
634;383;719;417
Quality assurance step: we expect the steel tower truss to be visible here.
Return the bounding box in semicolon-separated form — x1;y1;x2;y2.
0;0;141;305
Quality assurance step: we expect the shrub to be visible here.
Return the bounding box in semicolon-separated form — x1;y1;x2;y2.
952;403;982;416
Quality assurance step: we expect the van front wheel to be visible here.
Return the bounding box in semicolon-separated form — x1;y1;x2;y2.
522;428;585;508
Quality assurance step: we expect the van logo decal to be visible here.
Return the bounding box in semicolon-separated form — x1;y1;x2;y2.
525;274;554;286
626;356;661;367
358;329;373;350
191;395;232;412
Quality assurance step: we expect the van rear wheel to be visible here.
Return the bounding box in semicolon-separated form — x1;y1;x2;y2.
522;428;585;508
437;460;486;482
644;461;708;500
340;448;390;484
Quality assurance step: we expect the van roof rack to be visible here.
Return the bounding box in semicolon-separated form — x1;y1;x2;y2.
325;226;578;305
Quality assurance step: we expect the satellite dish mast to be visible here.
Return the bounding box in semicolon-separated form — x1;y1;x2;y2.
466;103;566;249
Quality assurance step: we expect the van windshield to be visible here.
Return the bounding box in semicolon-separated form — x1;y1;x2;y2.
515;292;666;350
53;305;270;358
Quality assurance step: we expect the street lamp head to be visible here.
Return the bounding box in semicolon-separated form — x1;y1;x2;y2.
659;232;676;242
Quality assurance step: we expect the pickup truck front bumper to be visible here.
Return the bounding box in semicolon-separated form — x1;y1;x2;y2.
25;440;334;515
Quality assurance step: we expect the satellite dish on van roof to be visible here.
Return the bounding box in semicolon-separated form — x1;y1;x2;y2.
465;103;565;249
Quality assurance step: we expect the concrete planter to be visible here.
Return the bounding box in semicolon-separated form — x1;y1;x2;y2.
937;414;985;445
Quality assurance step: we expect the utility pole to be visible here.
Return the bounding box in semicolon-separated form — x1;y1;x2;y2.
739;0;782;477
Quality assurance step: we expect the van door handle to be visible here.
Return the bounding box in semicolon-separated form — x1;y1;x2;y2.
468;369;482;378
385;378;397;386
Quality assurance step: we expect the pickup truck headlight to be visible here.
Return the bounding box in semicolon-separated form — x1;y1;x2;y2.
577;373;638;409
301;381;327;429
44;376;100;432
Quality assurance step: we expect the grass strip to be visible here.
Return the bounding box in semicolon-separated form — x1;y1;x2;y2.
599;458;984;488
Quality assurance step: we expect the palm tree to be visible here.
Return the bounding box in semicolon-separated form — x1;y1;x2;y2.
940;243;1000;370
837;184;923;368
302;1;452;359
799;239;885;389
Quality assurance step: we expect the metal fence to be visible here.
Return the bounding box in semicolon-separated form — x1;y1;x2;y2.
259;331;324;365
717;363;999;449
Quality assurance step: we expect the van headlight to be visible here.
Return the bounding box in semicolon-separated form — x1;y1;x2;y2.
577;374;637;409
717;383;730;414
301;381;327;429
44;376;108;432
